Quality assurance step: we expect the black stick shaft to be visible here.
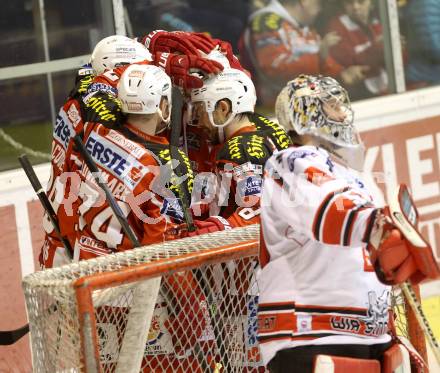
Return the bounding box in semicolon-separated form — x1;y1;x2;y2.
73;135;141;248
170;87;195;232
0;324;29;345
18;155;73;259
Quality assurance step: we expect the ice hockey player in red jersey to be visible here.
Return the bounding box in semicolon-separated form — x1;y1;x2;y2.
39;35;151;269
73;63;195;258
258;75;438;372
40;31;228;269
188;67;292;231
77;64;216;371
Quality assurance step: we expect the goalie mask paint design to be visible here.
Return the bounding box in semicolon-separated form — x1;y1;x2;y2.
276;75;365;171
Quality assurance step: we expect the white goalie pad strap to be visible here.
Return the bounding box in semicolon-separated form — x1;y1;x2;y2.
313;355;380;373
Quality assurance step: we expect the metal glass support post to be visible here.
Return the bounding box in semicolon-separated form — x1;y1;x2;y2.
378;0;406;94
112;0;127;36
38;0;56;126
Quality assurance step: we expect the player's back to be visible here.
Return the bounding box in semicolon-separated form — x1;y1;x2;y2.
74;122;185;260
212;113;292;225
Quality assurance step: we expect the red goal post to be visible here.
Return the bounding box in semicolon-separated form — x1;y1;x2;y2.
23;225;264;373
22;224;429;372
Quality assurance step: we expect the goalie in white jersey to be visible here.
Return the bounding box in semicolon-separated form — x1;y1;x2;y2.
258;75;437;372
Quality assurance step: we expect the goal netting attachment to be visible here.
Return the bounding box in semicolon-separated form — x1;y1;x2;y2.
23;225;265;373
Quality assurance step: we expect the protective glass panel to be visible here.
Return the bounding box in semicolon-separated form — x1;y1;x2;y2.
399;0;440;90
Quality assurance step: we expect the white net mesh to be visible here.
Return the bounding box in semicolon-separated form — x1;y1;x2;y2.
23;225;267;373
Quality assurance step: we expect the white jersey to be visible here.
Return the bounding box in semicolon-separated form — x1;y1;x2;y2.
258;145;391;365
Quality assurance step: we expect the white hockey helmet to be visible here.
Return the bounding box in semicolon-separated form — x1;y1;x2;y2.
276;74;365;170
117;64;172;123
190;67;256;129
91;35;152;75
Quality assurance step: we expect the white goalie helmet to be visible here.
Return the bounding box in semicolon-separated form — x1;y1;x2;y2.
190;67;256;129
117;64;172;123
276;74;365;171
91;35;152;75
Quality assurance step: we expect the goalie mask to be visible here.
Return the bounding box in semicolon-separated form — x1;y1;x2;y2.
118;64;172;127
276;74;365;171
190;68;256;142
91;35;152;75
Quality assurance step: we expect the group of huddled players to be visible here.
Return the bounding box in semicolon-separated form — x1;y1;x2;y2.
38;30;439;373
40;31;291;267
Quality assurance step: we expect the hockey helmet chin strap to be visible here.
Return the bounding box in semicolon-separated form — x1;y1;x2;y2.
207;104;237;144
155;101;172;135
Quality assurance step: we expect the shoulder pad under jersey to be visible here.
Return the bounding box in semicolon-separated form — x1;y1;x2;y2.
81;91;124;128
250;113;292;151
70;73;95;99
274;145;334;174
216;132;275;169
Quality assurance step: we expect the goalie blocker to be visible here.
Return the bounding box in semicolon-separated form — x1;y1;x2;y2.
366;184;440;286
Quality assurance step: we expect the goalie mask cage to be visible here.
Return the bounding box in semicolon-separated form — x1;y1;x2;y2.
23;224;428;372
23;225;266;373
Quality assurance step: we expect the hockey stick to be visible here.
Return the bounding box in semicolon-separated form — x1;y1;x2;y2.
169;87;195;232
388;184;440;365
170;90;230;371
169;88;215;372
0;155;76;346
0;324;29;345
73;134;163;373
73;134;141;248
18;154;74;259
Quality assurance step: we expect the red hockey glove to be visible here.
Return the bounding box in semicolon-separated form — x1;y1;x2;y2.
368;227;416;285
154;52;223;89
367;208;440;285
142;30;214;55
188;216;232;237
188;32;218;54
212;38;248;73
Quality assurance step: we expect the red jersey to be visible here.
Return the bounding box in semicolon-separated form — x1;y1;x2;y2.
73;122;189;260
326;14;388;95
199;113;292;228
241;1;342;105
40;66;94;269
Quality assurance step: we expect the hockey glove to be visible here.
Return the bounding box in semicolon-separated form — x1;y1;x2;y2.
188;216;232;237
142;30;214;55
154;52;223;89
212;38;248;73
367;207;439;285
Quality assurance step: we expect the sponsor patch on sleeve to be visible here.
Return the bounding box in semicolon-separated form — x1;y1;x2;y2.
78;66;94;76
87;82;118;97
238;176;262;197
286;149;317;172
233;162;263;177
67;103;81;128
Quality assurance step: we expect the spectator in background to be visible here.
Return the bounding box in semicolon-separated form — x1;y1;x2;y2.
403;0;440;86
240;0;369;106
124;0;253;50
325;0;388;100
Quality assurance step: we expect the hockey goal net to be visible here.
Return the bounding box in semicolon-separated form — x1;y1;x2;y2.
23;224;428;372
23;225;264;373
